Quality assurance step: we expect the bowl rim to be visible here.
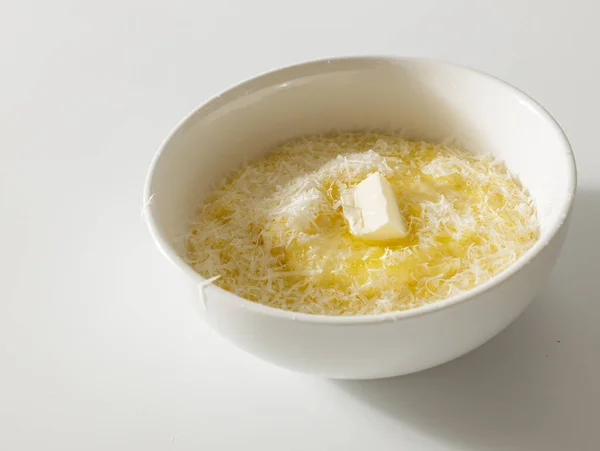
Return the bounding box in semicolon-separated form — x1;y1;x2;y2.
143;55;577;325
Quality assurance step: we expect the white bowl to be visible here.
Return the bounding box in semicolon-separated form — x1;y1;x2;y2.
144;57;576;379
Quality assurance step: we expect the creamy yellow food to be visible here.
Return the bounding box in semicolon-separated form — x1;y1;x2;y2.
186;132;539;315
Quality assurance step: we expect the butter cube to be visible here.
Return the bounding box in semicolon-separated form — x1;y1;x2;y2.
341;172;407;242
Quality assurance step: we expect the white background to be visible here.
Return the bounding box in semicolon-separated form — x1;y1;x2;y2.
1;1;599;450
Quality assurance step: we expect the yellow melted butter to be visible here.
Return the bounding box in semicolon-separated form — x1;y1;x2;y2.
186;132;539;315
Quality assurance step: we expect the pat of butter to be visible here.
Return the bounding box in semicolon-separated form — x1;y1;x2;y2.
341;172;408;241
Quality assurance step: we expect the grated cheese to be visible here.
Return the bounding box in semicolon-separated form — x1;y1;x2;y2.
185;132;539;315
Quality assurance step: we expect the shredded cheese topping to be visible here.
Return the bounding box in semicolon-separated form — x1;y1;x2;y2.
186;132;539;315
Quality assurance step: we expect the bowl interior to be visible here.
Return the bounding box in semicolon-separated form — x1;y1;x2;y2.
146;57;575;275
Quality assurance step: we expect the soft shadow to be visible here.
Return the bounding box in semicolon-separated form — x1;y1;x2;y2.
332;190;600;450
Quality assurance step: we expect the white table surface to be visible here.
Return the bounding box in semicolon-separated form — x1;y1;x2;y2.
2;1;599;449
